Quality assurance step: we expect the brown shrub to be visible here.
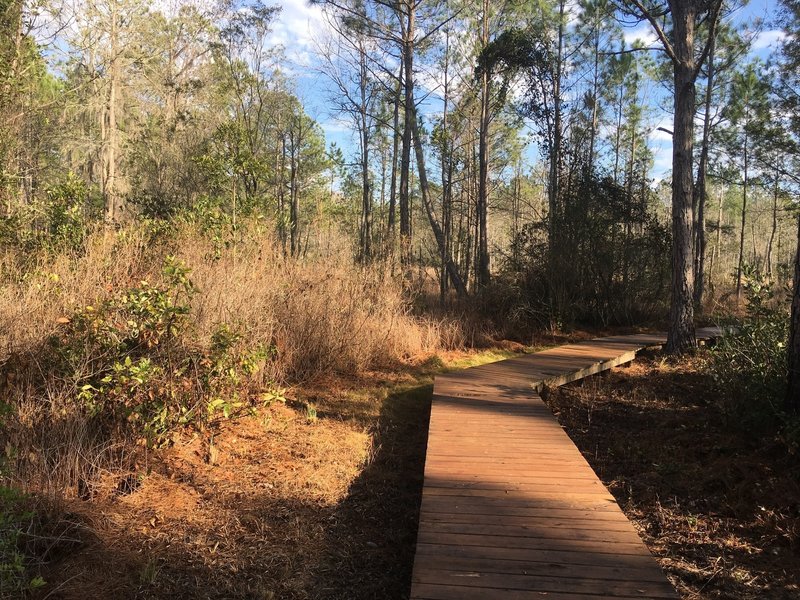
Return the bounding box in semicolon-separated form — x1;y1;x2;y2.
0;221;463;498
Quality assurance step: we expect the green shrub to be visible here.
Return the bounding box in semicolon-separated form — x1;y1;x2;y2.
43;173;95;251
0;173;99;254
0;487;45;597
37;256;277;447
709;270;790;435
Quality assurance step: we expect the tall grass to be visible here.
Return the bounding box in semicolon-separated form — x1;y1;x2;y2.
179;226;456;380
0;221;465;499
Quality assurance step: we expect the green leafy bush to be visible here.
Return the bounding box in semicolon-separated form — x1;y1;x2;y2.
43;173;94;251
709;270;789;435
0;173;98;254
39;257;277;446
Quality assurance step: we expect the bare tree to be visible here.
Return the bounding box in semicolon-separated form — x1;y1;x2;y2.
317;7;381;260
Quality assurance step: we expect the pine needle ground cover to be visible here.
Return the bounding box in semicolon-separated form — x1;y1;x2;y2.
547;355;800;600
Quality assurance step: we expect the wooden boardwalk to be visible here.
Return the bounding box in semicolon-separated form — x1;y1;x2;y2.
411;329;719;600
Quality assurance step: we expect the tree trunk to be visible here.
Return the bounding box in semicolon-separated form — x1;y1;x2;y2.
103;3;121;223
278;134;287;254
0;0;24;211
613;83;624;183
476;0;491;288
546;0;567;314
623;126;637;291
736;132;748;302
549;0;565;228
693;33;715;309
786;214;800;414
710;184;724;293
359;45;372;261
766;167;779;278
409;104;467;297
388;63;402;234
398;1;413;256
588;10;600;171
290;131;300;257
664;2;697;353
440;29;451;306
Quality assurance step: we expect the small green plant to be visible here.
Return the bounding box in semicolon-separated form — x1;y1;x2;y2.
0;486;45;596
138;556;160;585
305;403;318;424
202;324;279;423
0;173;98;253
259;387;288;406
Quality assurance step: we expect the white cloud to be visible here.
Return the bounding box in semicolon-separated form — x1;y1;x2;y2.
622;25;658;48
649;120;673;143
651;146;672;181
268;0;330;68
320;117;352;135
752;29;786;51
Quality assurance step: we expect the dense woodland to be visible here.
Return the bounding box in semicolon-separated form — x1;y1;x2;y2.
2;2;794;314
2;0;800;596
2;0;799;321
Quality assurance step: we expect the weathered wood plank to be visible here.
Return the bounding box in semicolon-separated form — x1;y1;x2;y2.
412;569;678;598
418;512;636;530
414;542;664;569
410;329;721;599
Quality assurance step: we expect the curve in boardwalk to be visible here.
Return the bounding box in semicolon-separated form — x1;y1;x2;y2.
410;328;720;600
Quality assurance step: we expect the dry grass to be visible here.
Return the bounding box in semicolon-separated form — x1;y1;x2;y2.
0;221;470;566
0;223;464;385
1;229;154;355
176;226;463;381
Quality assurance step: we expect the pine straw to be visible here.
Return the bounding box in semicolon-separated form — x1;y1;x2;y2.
34;375;426;599
545;354;800;600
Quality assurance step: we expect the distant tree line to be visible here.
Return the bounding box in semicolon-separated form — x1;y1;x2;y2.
2;0;800;410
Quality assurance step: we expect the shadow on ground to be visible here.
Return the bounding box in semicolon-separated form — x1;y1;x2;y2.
30;382;433;600
310;383;432;600
547;358;800;600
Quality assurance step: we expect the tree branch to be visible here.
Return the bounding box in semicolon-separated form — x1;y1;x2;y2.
626;0;677;63
692;0;724;83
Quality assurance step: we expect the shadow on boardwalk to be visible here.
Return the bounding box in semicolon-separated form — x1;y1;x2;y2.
313;379;683;600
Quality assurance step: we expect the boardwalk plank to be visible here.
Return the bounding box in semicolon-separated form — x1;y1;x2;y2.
412;569;678;598
418;513;636;530
413;585;660;600
410;330;719;599
414;543;664;569
414;555;669;582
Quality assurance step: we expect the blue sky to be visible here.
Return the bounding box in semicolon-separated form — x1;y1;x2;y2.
270;0;783;181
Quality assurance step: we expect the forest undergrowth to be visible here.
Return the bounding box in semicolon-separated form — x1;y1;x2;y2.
0;220;496;598
548;354;800;599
